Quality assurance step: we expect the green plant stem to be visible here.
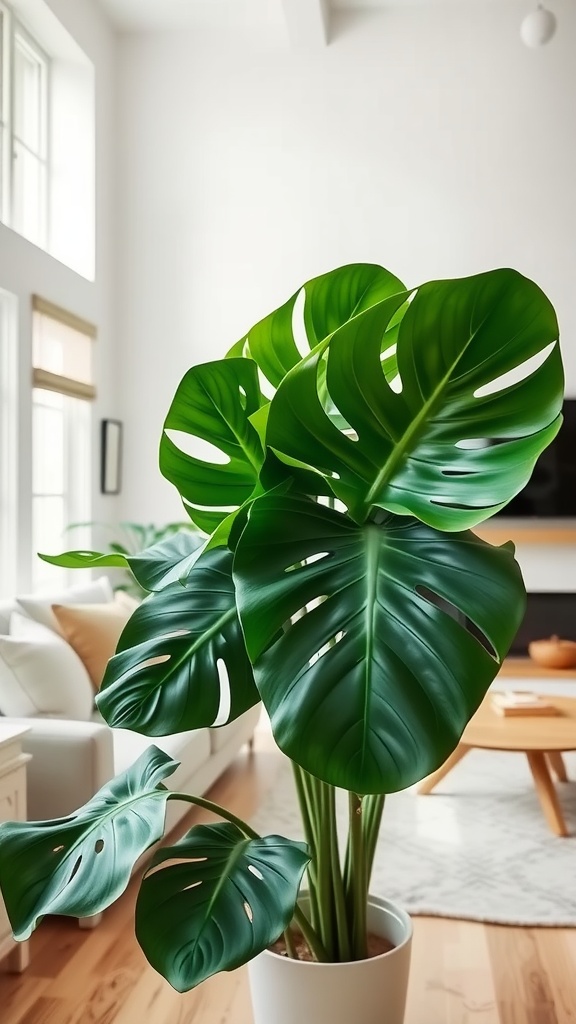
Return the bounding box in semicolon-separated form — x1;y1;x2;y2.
292;764;321;934
293;905;330;963
347;792;368;960
317;776;339;957
283;925;299;960
326;785;351;962
167;792;261;840
362;793;385;889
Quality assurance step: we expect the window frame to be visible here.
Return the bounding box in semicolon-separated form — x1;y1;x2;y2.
0;1;50;247
30;297;96;591
0;287;18;598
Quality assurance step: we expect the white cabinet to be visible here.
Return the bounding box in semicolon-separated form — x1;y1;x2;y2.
0;725;31;972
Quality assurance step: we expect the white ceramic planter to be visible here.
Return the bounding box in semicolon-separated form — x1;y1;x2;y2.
248;895;412;1024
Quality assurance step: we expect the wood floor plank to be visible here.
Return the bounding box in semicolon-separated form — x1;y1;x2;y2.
487;926;560;1024
406;917;499;1024
531;930;576;1024
0;721;574;1024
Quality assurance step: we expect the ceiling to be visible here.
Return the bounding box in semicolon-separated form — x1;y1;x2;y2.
95;0;503;34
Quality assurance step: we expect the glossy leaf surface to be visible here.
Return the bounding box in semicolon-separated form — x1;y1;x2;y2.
0;748;178;940
136;823;309;991
159;358;264;534
127;529;206;591
98;547;258;734
227;262;406;387
234;494;525;793
267;269;563;529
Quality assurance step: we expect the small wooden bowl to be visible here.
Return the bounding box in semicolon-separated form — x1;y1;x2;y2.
528;636;576;670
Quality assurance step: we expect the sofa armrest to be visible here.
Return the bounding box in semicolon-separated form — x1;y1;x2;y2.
8;718;115;821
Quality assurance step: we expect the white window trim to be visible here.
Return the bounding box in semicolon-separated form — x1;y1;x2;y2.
0;1;51;246
0;288;18;597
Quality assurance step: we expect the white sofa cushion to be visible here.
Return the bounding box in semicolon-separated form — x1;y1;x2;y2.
17;575;114;634
0;613;94;720
0;600;19;636
209;707;261;753
111;725;212;796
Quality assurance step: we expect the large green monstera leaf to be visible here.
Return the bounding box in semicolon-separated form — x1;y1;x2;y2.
233;494;525;794
227;262;406;387
97;546;259;734
267;269;563;529
0;748;178;939
136;823;309;991
159;357;265;537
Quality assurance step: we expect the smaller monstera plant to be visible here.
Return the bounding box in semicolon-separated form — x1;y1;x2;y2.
0;263;564;989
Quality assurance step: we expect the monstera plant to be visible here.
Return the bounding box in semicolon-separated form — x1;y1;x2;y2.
0;264;564;990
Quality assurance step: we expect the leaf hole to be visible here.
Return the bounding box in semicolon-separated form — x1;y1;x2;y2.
473;341;557;398
416;586;497;659
257;368;276;399
52;845;65;854
212;658;231;727
69;856;82;883
387;373;403;394
165;429;231;466
182;881;203;892
309;630;346;667
455;438;491;450
285;552;330;574
430;499;494;511
134;654;171;672
244;901;254;923
248;865;264;880
291;287;311;358
182;497;237;514
95;839;105;854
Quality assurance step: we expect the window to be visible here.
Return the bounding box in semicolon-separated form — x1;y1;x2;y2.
0;287;17;598
31;297;96;590
0;1;49;248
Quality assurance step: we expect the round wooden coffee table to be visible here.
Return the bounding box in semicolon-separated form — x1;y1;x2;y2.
418;695;576;837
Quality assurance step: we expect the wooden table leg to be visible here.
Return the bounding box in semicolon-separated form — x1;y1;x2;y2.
526;751;569;837
546;751;568;782
418;744;471;795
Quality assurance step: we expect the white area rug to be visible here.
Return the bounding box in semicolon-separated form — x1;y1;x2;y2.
251;747;576;926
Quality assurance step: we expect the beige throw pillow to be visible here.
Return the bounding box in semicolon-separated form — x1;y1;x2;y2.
52;599;133;692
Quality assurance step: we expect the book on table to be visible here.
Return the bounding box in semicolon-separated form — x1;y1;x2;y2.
490;691;561;717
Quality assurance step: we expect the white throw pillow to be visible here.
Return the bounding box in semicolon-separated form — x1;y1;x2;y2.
0;613;94;720
17;576;114;634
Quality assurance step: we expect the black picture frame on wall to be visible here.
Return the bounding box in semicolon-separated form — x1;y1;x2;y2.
101;419;123;494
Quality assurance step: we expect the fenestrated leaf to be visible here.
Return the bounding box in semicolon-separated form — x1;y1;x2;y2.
267;269;563;530
159;358;265;534
97;547;259;734
233;494;525;794
0;747;179;940
135;823;309;992
227;263;406;388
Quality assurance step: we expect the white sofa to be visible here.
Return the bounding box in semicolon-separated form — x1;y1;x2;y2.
0;582;260;833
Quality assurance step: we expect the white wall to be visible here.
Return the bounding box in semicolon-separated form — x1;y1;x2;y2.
0;0;118;592
114;1;576;587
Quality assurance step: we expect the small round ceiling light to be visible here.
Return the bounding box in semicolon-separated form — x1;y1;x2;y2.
520;5;557;47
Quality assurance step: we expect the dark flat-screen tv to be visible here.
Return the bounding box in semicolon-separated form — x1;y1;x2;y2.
494;398;576;518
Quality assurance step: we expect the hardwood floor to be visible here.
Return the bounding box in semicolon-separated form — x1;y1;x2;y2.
1;721;575;1024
